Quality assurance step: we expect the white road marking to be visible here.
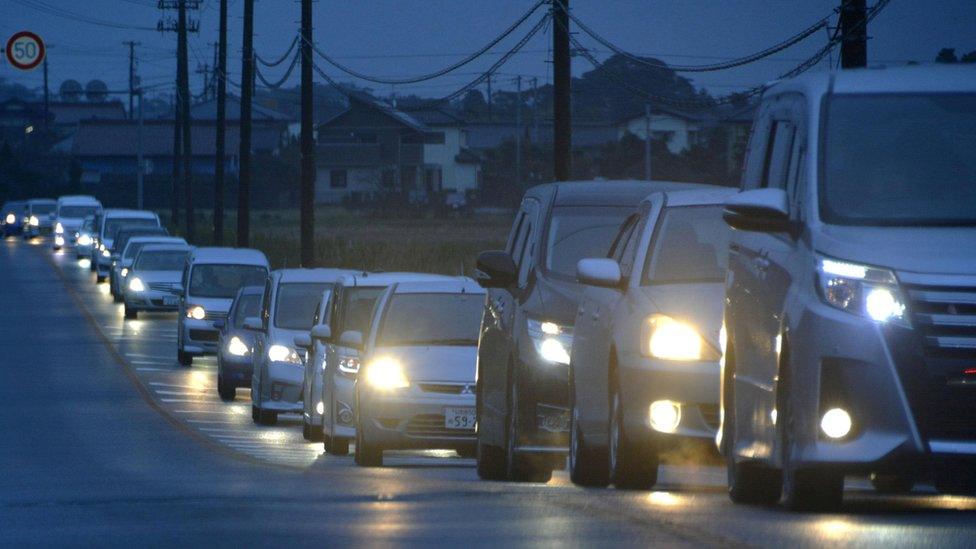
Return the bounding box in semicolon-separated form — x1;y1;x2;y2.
160;398;221;403
155;390;210;396
174;409;247;414
127;353;174;360
186;419;242;424
136;367;171;372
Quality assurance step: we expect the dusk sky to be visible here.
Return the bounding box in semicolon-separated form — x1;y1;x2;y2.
2;1;975;104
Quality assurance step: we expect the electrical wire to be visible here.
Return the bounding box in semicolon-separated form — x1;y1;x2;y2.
10;0;157;31
308;0;546;85
255;36;299;67
255;51;301;89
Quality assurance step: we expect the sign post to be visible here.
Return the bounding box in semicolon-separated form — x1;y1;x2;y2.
5;31;46;71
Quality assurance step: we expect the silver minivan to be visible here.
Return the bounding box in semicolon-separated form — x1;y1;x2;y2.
720;66;976;511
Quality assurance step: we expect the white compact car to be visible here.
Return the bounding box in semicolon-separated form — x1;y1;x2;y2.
112;235;186;301
354;278;486;467
123;244;194;319
248;268;353;426
316;272;458;455
94;209;161;283
53;195;101;250
177;247;269;366
74;216;97;260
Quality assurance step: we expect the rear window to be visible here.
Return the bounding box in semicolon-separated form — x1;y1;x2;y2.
133;250;187;271
642;206;730;285
274;282;333;330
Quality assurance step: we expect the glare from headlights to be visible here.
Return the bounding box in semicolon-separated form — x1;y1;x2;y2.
29;215;39;226
77;234;93;246
54;235;65;247
649;400;681;433
227;336;250;357
4;213;13;224
539;338;571;364
128;277;145;292
365;357;409;390
267;344;293;362
55;222;64;234
101;249;111;258
644;316;704;361
527;319;573;365
187;306;206;320
120;268;129;278
821;408;852;439
316;401;325;415
865;287;905;323
99;244;105;251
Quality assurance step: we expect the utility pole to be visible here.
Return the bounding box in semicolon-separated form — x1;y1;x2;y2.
172;90;182;228
514;75;522;192
840;0;868;69
196;63;210;98
213;0;227;245
124;41;140;117
552;0;571;181
486;75;492;122
137;90;145;209
644;103;652;181
300;0;316;266
530;76;539;143
178;0;194;241
238;0;255;247
42;56;49;131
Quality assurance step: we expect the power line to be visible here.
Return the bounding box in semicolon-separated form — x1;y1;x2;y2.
10;0;157;31
256;35;299;67
255;51;301;88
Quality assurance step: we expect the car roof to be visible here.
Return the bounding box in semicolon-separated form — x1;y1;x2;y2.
103;209;159;219
272;268;358;284
236;285;266;298
391;277;485;295
2;201;25;208
766;64;976;101
57;195;100;205
649;187;739;208
336;271;459;288
526;180;715;207
26;198;57;205
189;247;269;266
137;243;193;254
126;236;185;246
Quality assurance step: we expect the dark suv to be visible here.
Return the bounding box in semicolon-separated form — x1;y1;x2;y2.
474;179;704;482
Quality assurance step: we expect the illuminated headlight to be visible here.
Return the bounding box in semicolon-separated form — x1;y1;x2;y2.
120;268;129;278
268;344;302;364
99;244;105;252
337;355;361;374
316;401;325;415
649;400;681;433
55;222;64;234
527;318;573;365
364;357;409;390
820;408;852;439
186;305;206;320
128;277;145;292
77;234;92;246
4;213;14;224
54;235;65;247
29;215;39;227
641;314;719;361
817;256;908;326
227;336;250;357
101;249;111;258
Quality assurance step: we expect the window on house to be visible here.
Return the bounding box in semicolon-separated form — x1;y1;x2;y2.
424;167;442;192
330;169;348;189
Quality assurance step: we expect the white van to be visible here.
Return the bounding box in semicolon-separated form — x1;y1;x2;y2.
53;195;102;250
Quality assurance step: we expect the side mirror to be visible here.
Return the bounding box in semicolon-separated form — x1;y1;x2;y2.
294;334;312;350
475;250;517;288
576;258;623;288
243;316;264;332
311;324;332;341
339;330;363;349
212;319;226;330
723;188;794;233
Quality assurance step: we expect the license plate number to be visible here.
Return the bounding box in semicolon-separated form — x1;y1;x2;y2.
444;407;476;430
163;296;178;306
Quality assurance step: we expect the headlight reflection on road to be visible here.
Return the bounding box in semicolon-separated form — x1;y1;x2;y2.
646;491;682;507
817;519;855;541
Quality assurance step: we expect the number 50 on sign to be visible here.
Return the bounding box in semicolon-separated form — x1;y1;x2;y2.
5;31;45;71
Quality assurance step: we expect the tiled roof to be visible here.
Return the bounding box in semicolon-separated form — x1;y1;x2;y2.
69;119;281;156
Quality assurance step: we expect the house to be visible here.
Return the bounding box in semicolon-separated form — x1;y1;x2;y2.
48;100;126;128
616;105;707;154
0;98;47;146
315;93;481;205
464;121;618;151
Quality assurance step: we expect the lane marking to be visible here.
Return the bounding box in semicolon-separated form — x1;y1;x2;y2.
155;390;211;397
136;367;171;372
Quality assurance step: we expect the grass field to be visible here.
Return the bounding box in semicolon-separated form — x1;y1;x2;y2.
161;208;514;276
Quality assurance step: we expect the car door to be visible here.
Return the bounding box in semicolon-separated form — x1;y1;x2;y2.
303;297;325;418
252;279;274;398
321;287;343;432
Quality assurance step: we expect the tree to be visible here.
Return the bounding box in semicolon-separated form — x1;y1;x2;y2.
936;48;959;63
460;90;487;119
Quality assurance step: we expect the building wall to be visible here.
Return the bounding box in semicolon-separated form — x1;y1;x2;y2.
422;127;479;194
620;114;700;154
315;166;383;204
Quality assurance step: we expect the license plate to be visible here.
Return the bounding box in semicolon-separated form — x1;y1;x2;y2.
163;296;178;306
444;406;476;430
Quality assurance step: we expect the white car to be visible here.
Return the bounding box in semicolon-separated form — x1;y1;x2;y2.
112;235;186;301
177;247;270;366
354;278;486;467
74;215;97;260
23;199;57;239
123;244;194;319
53;195;101;250
94;209;161;283
247;268;353;425
316;272;458;455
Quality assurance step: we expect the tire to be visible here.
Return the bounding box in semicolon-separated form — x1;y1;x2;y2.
96;274;106;283
303;421;323;442
504;370;553;483
324;434;350;456
608;370;658;490
113;291;123;303
124;304;137;320
177;349;193;367
457;447;477;459
354;413;383;467
933;461;976;496
257;408;277;426
217;375;236;402
476;380;507;480
870;473;915;494
569;366;609;487
724;342;782;505
252;405;259;422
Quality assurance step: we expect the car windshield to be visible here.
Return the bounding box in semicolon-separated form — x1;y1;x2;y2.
274;282;333;330
133;250;187;271
59;206;98;218
377;293;483;346
31;203;56;215
338;287;385;335
544;205;634;277
189;264;268;298
821;93;976;226
125;240;172;259
232;294;263;328
104;218;157;239
642;206;730;285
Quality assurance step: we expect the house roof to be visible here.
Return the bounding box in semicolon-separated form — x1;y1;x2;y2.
48;101;126;125
66;119;281;157
403;106;465;127
319;92;434;134
180;95;294;122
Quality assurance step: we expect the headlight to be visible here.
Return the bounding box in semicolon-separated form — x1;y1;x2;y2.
29;215;39;226
128;277;145;292
77;234;92;246
337;355;361;374
227;336;250;357
364;357;409;390
120;268;129;278
641;315;719;361
817;256;908;326
186;305;206;320
99;244;105;252
268;344;302;364
101;249;111;258
54;235;65;247
4;213;13;224
526;318;573;365
55;222;64;234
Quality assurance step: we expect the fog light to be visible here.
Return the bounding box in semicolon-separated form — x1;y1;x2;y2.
649;400;681;433
820;408;852;439
316;401;324;415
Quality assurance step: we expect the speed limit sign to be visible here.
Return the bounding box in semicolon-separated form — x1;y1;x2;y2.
5;31;45;71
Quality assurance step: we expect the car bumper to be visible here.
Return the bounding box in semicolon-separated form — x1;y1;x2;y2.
219;354;253;387
181;318;221;355
619;352;720;443
258;362;303;413
124;290;181;311
326;373;357;439
360;389;476;450
305;369;324;427
518;346;571;445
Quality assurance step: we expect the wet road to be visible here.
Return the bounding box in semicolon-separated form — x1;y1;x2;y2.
2;237;976;546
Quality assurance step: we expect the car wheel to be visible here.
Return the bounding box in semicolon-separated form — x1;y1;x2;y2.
569;365;609;487
608;370;657;490
504;369;553;483
476;379;507;480
354;412;383;467
251;405;259;422
96;274;106;283
257;408;277;426
323;416;350;455
124;304;137;320
457;447;477;459
177;349;192;367
870;473;915;494
89;259;96;272
217;375;236;402
933;460;976;496
303;420;323;442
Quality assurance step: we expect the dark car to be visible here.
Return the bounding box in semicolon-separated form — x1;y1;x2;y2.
215;286;265;401
109;226;170;300
2;201;26;237
474;179;708;482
